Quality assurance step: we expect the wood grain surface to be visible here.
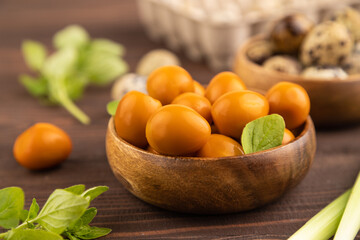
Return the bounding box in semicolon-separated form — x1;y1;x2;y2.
0;0;360;239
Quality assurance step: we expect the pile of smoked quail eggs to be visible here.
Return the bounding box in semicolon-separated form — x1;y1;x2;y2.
247;7;360;80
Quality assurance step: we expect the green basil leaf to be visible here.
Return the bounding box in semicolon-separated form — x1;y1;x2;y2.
65;75;88;100
19;209;29;222
74;225;111;239
21;40;47;71
73;225;92;236
64;232;81;240
43;48;78;82
35;189;89;234
6;228;63;240
81;186;109;202
0;187;24;229
82;52;128;85
90;39;125;56
69;235;80;240
67;208;97;232
25;198;39;222
19;75;48;98
106;100;119;116
53;25;89;49
43;47;77;103
77;208;97;227
64;185;86;195
241;114;285;154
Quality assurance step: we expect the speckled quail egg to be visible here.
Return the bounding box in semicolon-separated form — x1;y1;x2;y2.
111;73;147;100
136;49;180;76
246;40;273;64
263;55;302;74
300;21;353;66
301;66;348;79
270;13;314;54
342;54;360;75
354;41;360;54
324;7;360;42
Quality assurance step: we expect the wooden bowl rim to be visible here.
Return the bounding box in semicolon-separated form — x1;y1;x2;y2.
107;116;314;162
236;35;360;83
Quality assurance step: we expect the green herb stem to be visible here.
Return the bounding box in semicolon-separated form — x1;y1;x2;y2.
59;96;90;125
288;189;351;240
0;217;51;239
13;220;31;231
334;172;360;240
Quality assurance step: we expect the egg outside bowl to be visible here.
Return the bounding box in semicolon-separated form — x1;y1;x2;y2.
234;35;360;128
106;117;316;214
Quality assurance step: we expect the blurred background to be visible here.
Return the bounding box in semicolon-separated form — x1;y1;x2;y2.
137;0;360;70
2;0;360;78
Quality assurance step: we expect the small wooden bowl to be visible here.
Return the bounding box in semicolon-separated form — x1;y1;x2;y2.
234;36;360;127
106;117;316;214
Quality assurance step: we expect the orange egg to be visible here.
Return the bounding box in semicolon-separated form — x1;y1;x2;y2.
282;128;295;145
13;123;72;170
266;82;310;129
114;91;162;148
147;65;194;105
171;92;212;123
211;90;269;139
197;134;244;158
211;124;219;134
146;105;211;156
205;71;246;104
193;80;205;96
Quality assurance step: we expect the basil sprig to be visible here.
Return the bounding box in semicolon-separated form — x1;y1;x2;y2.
0;185;111;240
20;25;128;124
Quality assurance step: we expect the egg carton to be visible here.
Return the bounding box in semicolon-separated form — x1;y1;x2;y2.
137;0;360;71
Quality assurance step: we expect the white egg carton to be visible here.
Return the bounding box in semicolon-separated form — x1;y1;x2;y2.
137;0;360;71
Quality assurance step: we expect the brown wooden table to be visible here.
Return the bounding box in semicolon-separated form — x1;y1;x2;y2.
1;1;360;239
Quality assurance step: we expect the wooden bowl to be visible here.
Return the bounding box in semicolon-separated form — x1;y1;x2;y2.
234;35;360;127
106;117;316;214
